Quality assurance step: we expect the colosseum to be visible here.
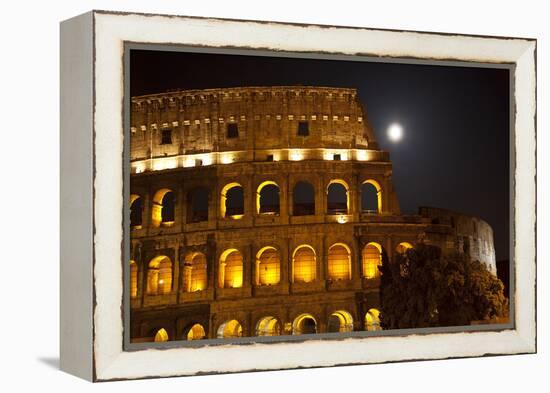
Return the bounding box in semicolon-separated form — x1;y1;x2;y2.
128;86;497;343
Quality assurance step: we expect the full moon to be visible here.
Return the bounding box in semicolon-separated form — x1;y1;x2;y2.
388;123;403;142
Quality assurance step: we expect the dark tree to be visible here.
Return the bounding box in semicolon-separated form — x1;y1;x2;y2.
379;244;508;329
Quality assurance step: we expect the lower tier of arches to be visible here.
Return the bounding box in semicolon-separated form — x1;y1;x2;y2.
130;292;382;343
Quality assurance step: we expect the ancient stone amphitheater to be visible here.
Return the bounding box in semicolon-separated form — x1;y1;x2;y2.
128;86;496;343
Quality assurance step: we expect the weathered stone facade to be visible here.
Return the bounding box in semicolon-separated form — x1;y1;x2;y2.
129;86;496;343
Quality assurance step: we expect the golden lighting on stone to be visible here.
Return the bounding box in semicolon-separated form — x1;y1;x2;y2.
130;260;138;298
220;182;243;218
363;179;382;213
256;316;281;336
327;179;350;213
221;153;234;164
337;214;347;224
154;328;169;342
219;249;243;289
289;149;304;161
292;245;316;283
187;324;206;340
147;255;172;295
217;319;243;338
256;247;281;285
151;188;174;228
256;180;280;214
396;242;414;254
329;310;354;333
292;314;317;335
328;243;352;281
153;157;178;171
183;252;207;292
362;242;382;279
365;308;382;331
133;162;146;173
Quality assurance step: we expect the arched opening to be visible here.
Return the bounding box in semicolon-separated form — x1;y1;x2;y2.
130;194;143;229
147;255;172;295
154;328;169;342
396;242;413;254
256;247;280;286
152;189;175;227
292;314;317;335
186;324;206;340
362;242;382;279
217;319;243;338
219;249;243;288
293;181;315;216
328;243;352;281
327;180;349;215
187;187;209;223
292;245;316;283
220;183;244;219
365;308;382;331
257;181;280;215
130;260;138;298
256;316;281;336
183;252;207;292
327;310;354;333
361;180;382;214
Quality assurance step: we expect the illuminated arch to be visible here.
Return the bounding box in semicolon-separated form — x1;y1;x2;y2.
292;245;317;283
361;179;382;213
255;316;281;336
186;324;206;340
327;179;349;215
396;242;414;254
256;246;280;286
219;249;243;288
362;242;383;279
256;181;280;215
152;188;175;227
130;260;138;298
220;182;244;219
328;310;354;333
328;243;352;280
365;308;382;331
146;255;172;295
217;319;243;338
154;328;169;342
292;314;317;335
293;181;315;216
130;194;143;228
183;252;207;292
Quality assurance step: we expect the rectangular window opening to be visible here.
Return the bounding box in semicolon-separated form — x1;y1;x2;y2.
160;129;172;145
297;121;309;136
227;123;239;138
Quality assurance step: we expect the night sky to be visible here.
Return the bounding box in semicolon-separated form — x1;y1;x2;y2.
130;50;510;261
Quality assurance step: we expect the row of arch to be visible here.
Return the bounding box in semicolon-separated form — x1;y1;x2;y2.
152;309;382;342
131;242;413;296
130;178;383;227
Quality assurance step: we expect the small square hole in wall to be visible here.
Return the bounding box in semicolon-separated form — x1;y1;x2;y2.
161;129;172;145
333;154;341;161
195;159;203;166
266;154;274;162
227;123;239;138
297;121;309;136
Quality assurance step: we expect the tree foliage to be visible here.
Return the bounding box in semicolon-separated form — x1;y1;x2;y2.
379;244;508;329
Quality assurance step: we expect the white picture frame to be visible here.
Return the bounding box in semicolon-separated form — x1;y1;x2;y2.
60;10;536;381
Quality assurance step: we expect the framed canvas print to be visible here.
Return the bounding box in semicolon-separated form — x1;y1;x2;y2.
60;10;536;382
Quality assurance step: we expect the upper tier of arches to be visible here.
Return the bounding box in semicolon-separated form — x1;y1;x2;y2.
130;176;391;231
